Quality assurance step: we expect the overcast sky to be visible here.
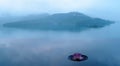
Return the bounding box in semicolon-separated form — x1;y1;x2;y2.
0;0;119;20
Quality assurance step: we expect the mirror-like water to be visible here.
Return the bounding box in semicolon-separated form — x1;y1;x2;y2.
0;22;120;66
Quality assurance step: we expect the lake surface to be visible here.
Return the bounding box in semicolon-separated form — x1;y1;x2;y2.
0;21;120;66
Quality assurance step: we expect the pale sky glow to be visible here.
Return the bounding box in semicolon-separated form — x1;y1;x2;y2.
0;0;96;14
0;0;119;21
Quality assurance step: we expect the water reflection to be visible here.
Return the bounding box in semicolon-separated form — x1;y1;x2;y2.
0;22;120;66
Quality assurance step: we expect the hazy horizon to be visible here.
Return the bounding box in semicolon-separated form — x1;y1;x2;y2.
0;0;119;21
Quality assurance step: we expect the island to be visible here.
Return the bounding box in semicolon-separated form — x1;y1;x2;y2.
3;12;114;31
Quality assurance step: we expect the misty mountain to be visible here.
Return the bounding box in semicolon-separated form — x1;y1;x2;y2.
3;12;114;31
0;13;49;23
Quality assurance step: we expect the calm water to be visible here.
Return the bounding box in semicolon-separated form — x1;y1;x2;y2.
0;22;120;66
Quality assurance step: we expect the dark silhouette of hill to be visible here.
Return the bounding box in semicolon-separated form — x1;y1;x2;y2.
3;12;114;31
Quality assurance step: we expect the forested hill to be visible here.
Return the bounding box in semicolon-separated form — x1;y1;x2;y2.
3;12;114;31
